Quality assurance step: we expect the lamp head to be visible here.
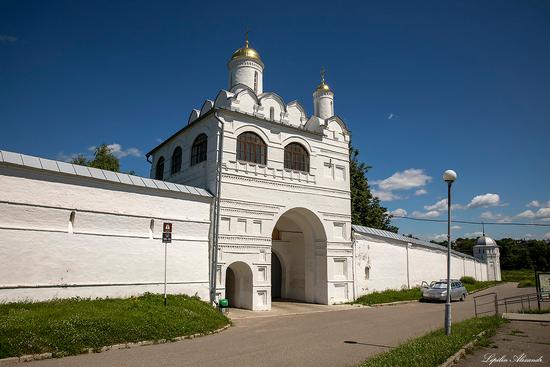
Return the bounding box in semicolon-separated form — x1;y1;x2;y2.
443;169;457;183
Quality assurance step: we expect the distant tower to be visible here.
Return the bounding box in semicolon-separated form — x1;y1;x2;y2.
473;232;501;281
313;68;334;119
228;33;264;94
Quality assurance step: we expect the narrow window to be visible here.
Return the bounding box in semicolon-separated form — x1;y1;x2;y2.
254;71;258;94
155;156;165;180
237;132;267;165
269;107;275;121
191;134;208;165
284;143;309;172
171;146;182;174
149;219;154;239
365;266;370;280
68;211;76;234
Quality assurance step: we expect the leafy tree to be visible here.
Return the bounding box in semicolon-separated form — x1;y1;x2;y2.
71;144;120;172
350;145;397;233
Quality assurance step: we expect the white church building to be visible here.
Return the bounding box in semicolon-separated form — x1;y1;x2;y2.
0;40;500;310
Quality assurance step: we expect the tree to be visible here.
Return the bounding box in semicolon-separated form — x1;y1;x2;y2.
71;144;120;172
350;145;397;233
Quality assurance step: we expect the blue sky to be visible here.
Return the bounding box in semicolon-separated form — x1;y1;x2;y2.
1;0;549;241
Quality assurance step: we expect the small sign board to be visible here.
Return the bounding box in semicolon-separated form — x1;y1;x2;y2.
536;271;550;300
162;222;172;243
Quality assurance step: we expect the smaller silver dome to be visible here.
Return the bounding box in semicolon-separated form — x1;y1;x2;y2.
476;236;497;246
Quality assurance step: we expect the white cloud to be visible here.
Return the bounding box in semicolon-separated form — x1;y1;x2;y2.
464;231;483;238
425;199;448;212
517;210;536;219
415;189;427;196
0;34;17;43
527;200;541;208
545;233;550;240
390;208;407;217
387;113;398;120
480;211;498;220
411;210;441;219
466;193;501;209
89;144;142;159
451;225;461;230
429;234;448;242
535;208;550;219
371;189;401;202
375;169;432;191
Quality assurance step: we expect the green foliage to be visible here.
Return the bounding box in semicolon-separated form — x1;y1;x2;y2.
70;144;120;172
0;293;229;358
460;276;476;285
358;316;506;367
464;281;501;293
350;145;397;233
355;288;422;305
518;308;550;314
501;269;536;288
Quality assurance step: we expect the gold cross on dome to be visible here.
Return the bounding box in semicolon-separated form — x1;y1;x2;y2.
320;67;326;82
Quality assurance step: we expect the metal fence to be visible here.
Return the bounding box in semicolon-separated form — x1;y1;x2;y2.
474;291;550;317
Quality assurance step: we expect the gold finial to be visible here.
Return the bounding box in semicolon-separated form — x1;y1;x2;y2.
320;67;326;83
245;30;249;48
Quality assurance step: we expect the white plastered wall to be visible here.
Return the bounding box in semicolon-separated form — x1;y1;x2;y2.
0;164;212;302
354;232;490;297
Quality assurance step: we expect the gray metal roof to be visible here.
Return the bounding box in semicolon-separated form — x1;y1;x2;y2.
0;150;212;198
352;224;478;261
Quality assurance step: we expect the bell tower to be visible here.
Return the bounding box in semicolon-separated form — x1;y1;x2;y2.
227;34;264;94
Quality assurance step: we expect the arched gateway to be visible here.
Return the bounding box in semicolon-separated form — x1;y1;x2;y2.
271;208;328;304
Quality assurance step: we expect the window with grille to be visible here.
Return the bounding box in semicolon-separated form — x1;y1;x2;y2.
284;143;309;172
269;107;275;121
191;134;207;166
237;132;267;165
254;71;258;93
171;146;182;174
155;156;164;180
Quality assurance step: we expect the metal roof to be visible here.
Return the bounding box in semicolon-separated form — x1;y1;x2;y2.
0;150;212;198
352;224;478;261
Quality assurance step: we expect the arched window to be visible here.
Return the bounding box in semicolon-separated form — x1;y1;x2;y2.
191;134;207;166
237;132;267;165
254;71;258;94
155;156;164;180
269;107;275;121
284;143;309;172
171;146;182;174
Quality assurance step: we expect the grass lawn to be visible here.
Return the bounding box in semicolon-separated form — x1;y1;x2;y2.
357;316;506;367
518;308;550;314
354;280;500;306
0;293;229;359
354;288;422;306
501;269;536;288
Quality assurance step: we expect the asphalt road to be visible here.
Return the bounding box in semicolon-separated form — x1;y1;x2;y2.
13;283;533;367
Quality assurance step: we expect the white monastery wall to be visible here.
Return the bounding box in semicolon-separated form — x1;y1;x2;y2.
0;157;212;302
354;231;489;297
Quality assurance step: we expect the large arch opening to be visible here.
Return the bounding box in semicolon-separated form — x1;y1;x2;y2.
271;208;327;304
225;261;253;309
271;252;282;299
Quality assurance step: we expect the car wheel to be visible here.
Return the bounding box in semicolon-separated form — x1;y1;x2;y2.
460;294;466;301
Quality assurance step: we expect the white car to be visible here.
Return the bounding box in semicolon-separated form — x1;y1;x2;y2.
421;280;468;301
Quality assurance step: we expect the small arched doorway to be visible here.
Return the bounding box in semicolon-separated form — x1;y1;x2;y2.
271;252;282;299
225;261;253;309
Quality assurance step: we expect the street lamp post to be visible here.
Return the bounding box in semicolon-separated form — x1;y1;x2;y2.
443;169;457;336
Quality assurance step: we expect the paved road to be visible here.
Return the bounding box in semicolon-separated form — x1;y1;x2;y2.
13;283;533;367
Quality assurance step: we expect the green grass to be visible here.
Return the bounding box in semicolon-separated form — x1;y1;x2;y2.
501;269;536;288
0;293;229;359
355;288;422;306
357;316;506;367
518;308;550;314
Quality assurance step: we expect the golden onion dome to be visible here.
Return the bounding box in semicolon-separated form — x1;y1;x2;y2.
230;39;262;63
315;68;333;93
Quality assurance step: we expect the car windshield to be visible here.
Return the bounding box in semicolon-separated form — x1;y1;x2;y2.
431;282;447;289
